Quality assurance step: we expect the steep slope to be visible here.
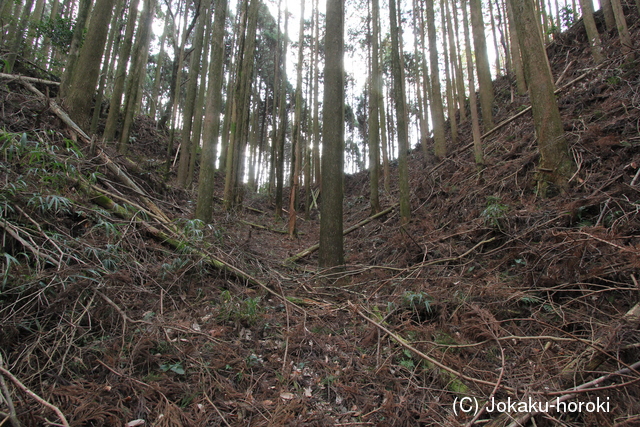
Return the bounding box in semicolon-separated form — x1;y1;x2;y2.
1;6;640;426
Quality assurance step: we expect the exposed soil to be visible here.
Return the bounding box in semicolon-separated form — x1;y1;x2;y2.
2;7;640;427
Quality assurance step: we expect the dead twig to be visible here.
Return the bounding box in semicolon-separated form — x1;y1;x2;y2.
506;360;640;427
0;361;19;427
285;204;398;264
0;366;69;427
0;220;59;268
0;73;60;86
411;236;496;269
349;301;514;392
203;393;232;427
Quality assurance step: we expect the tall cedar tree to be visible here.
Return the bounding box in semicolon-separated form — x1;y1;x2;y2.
274;7;289;217
268;0;283;198
118;0;155;154
424;0;447;160
389;0;410;224
62;0;116;131
462;0;484;168
103;2;139;142
288;0;306;236
59;0;93;96
318;0;345;267
578;0;604;64
177;0;209;187
368;0;381;214
196;0;228;222
470;0;495;130
223;0;259;209
508;0;575;195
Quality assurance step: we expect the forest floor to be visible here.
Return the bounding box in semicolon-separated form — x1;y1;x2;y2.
2;7;640;427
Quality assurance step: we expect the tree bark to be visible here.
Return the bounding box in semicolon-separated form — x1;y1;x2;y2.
424;0;447;160
470;0;495;130
90;0;122;134
118;0;155;154
463;0;485;169
177;0;209;187
506;0;527;95
62;0;115;131
601;0;616;32
368;0;381;215
319;0;345;267
610;0;634;61
103;2;139;141
508;0;575;195
223;0;259;209
196;0;227;223
578;0;604;64
274;6;289;218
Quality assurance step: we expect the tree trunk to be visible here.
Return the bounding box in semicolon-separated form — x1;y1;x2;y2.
288;0;306;236
150;13;169;121
506;0;527;95
601;0;615;32
318;0;345;268
424;0;447;160
508;0;575;195
274;6;289;218
368;0;381;214
177;0;209;187
610;0;634;62
578;0;604;64
441;0;458;146
188;10;214;187
487;0;502;74
60;0;93;96
470;0;495;130
118;0;154;154
223;0;259;209
6;0;34;73
195;0;227;223
389;0;410;224
62;0;115;131
312;0;321;187
90;0;121;134
164;0;192;167
463;0;485;169
103;2;139;141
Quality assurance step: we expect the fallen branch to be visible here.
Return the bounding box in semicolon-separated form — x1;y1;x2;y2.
0;364;19;427
83;183;308;316
349;301;513;392
285;204;397;264
239;220;290;234
0;366;70;427
19;80;172;224
0;220;59;268
413;236;496;269
503;360;640;427
0;73;60;86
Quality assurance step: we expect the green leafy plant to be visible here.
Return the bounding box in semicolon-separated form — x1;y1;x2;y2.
560;6;575;28
175;218;205;241
27;194;72;214
161;257;190;279
159;361;185;375
2;252;20;289
481;196;509;230
402;290;433;315
398;349;416;370
33;16;76;52
91;219;121;239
